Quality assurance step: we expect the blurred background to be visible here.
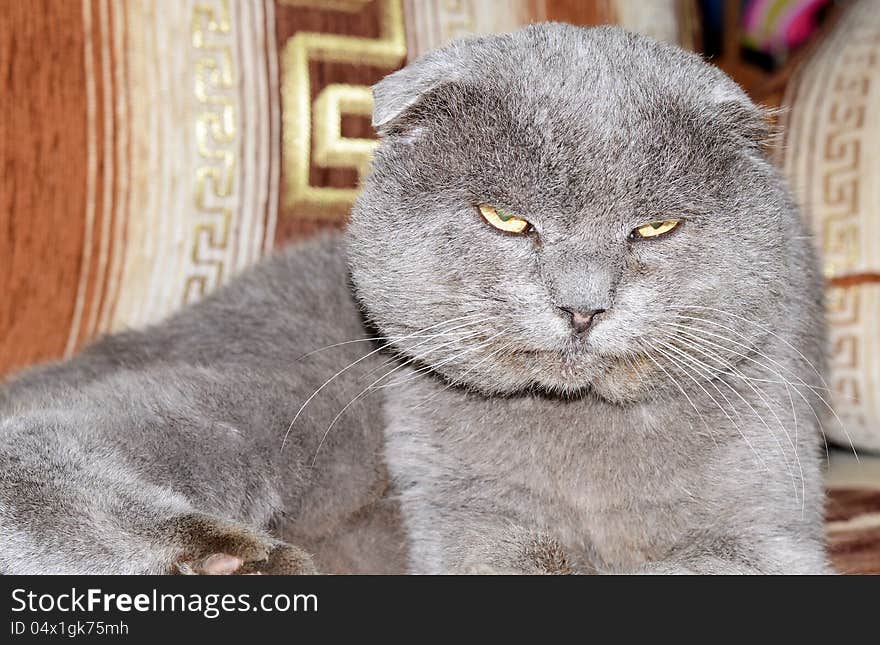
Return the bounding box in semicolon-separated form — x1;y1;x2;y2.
0;0;877;572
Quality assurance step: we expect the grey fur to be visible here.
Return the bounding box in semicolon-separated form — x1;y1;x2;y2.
0;24;829;574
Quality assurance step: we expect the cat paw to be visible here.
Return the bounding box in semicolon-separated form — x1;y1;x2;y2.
167;513;316;575
237;544;317;575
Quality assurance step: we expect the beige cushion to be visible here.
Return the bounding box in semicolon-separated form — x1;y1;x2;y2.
778;0;880;452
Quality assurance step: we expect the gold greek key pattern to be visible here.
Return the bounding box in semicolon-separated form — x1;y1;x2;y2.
313;85;375;179
187;0;237;302
818;20;879;433
782;0;880;447
817;24;877;279
280;0;406;219
827;285;870;429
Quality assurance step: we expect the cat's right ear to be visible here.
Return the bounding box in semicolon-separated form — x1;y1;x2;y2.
371;47;463;136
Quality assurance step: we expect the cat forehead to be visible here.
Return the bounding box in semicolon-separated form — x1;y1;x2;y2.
373;24;761;213
374;24;753;143
464;24;702;78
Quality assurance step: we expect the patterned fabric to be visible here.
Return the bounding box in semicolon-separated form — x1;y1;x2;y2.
826;452;880;574
778;0;880;452
1;0;280;375
10;1;877;574
0;0;698;378
827;487;880;574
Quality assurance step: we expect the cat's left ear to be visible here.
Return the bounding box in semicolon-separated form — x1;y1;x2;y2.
710;84;776;149
371;45;464;134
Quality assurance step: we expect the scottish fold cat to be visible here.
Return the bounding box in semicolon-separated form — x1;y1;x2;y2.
0;24;831;574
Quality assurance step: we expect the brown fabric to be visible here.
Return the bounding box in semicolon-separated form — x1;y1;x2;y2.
827;486;880;574
67;0;127;357
1;0;281;378
543;0;616;24
0;1;90;375
826;487;880;523
828;273;880;289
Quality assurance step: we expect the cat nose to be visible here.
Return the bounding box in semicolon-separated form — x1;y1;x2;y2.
557;307;605;335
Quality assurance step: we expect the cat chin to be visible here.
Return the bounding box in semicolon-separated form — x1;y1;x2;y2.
436;350;656;404
586;374;657;405
586;353;663;404
414;344;660;404
531;352;661;405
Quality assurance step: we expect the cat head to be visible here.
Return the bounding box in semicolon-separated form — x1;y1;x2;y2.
347;24;813;403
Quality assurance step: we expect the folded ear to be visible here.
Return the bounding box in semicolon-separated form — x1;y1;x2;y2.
371;45;465;133
709;83;776;149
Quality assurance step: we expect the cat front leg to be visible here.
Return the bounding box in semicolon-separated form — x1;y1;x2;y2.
457;531;596;575
403;505;596;574
0;467;317;575
0;413;316;575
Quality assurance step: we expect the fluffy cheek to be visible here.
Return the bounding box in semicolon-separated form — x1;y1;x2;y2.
588;281;666;353
349;231;467;335
494;279;570;349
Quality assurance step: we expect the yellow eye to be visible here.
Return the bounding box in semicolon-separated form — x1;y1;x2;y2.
478;204;531;234
632;219;681;239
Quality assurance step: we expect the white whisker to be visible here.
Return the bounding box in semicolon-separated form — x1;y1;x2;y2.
280;314;487;453
666;324;831;462
371;331;504;391
412;339;513;410
656;338;801;506
359;317;492;381
310;330;500;465
666;315;857;460
650;344;771;476
296;327;482;361
669;305;829;389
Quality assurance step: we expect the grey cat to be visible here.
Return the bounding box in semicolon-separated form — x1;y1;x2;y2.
0;24;832;574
